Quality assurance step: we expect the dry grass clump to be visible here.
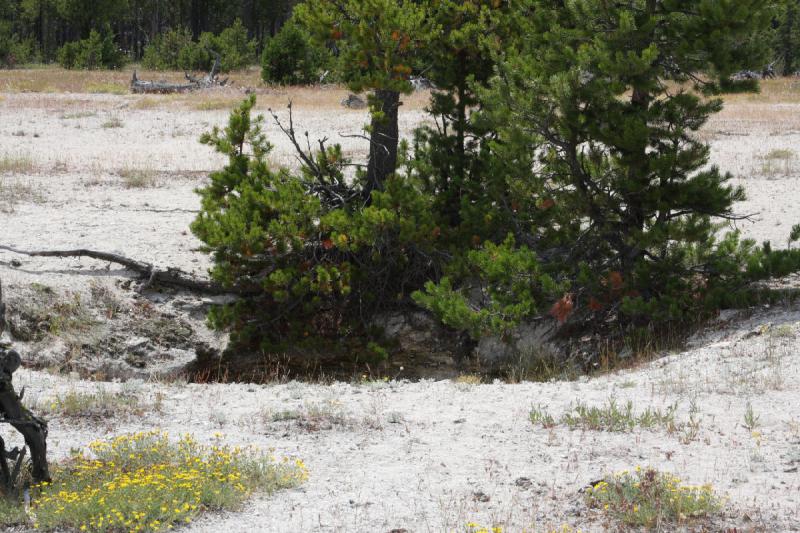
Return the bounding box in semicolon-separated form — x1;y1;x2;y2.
0;431;307;532
118;166;158;188
193;98;238;111
60;110;97;119
33;387;148;420
0;175;42;212
101;116;124;128
85;82;127;95
454;374;482;385
0;152;35;174
263;400;350;431
759;148;795;177
585;468;722;528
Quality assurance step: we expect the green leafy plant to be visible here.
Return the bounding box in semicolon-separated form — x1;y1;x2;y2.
530;399;677;433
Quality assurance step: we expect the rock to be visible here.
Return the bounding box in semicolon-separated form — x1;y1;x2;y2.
514;477;533;489
476;320;558;364
341;93;367;109
472;491;490;502
124;336;153;356
375;311;469;362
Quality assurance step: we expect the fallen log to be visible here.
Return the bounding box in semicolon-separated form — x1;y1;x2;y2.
0;245;247;295
131;51;229;94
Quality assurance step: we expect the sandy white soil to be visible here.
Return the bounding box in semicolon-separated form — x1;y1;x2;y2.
1;85;800;532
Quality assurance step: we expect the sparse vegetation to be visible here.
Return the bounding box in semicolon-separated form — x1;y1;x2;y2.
263;400;350;431
33;387;146;420
585;468;722;528
0;152;34;174
60;110;97;119
118;166;158;188
101;116;123;129
760;148;795;176
530;399;678;433
85;82;126;94
743;401;761;430
0;175;41;212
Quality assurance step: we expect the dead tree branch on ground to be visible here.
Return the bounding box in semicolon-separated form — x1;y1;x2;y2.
0;245;250;295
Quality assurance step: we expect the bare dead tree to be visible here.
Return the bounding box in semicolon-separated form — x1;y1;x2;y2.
0;279;51;489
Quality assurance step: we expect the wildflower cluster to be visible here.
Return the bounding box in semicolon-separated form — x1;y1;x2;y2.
585;467;722;528
546;525;583;533
465;523;502;533
28;431;307;532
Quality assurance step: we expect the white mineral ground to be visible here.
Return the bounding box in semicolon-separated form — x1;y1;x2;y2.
1;79;799;532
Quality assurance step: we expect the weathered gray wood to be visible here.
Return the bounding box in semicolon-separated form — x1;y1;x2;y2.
130;52;228;94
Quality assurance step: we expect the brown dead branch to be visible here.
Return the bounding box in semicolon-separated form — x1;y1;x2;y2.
0;245;246;295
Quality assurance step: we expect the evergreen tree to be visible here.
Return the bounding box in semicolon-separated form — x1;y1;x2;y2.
418;0;784;335
777;0;800;75
296;0;426;199
411;0;513;234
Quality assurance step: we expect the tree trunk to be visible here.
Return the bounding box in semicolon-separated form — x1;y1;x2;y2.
364;89;401;203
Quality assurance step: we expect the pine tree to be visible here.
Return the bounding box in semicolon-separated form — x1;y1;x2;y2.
418;0;785;333
777;0;800;75
411;0;513;234
296;0;425;200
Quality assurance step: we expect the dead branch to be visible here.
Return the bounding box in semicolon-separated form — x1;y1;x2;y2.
0;245;247;295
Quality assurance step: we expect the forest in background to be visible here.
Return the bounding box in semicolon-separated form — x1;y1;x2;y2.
2;1;800;76
0;0;299;65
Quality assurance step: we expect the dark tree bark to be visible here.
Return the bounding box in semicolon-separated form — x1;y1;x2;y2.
364;89;401;203
0;281;50;484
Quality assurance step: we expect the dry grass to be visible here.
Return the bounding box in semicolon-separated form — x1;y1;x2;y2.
117;166;158;188
723;78;800;105
101;116;124;128
0;66;433;113
0;152;35;174
0;65;253;94
0;66;261;94
0;175;42;212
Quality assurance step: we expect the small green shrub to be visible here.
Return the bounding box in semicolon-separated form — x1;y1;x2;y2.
261;22;330;85
57;29;126;70
585;468;722;528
